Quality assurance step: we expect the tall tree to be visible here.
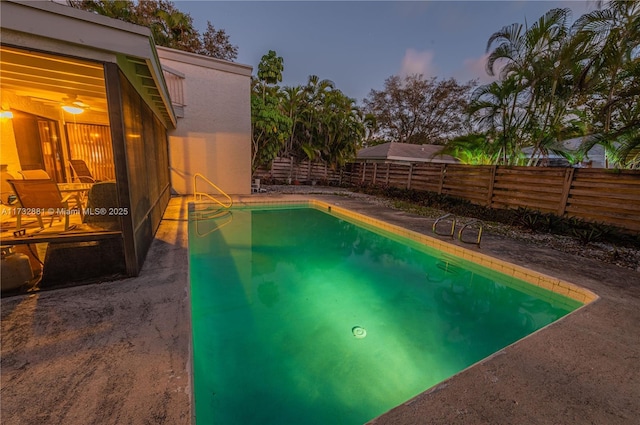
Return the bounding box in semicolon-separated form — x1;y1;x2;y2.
280;85;305;160
482;8;579;165
69;0;238;61
257;50;284;85
152;6;200;52
468;76;526;164
68;0;134;20
363;75;475;145
297;75;336;160
251;51;291;172
319;90;365;168
472;2;639;168
572;0;640;167
278;76;364;169
200;22;238;61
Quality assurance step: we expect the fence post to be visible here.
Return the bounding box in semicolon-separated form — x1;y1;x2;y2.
289;157;294;181
438;164;446;194
558;167;575;216
487;165;497;207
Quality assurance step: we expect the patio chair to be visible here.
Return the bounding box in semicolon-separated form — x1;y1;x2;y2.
69;159;99;183
7;179;83;232
17;169;50;179
83;181;121;231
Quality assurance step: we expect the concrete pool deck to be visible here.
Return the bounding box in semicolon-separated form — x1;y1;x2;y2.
1;193;639;424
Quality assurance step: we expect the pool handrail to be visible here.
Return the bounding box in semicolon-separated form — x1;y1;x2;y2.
432;213;456;238
458;219;484;247
193;173;232;208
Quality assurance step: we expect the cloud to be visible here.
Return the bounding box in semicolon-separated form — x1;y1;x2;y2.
399;49;437;78
458;53;501;84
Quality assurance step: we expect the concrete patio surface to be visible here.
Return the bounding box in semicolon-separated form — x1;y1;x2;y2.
2;192;639;425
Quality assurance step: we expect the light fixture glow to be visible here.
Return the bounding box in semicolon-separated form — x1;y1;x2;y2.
61;95;89;114
62;105;85;114
0;109;13;119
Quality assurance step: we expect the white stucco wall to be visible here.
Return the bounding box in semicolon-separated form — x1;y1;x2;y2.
157;47;252;195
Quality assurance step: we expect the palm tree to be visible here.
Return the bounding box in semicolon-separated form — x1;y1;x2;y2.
70;0;134;21
573;1;639;129
298;75;336;162
251;51;292;172
280;76;364;169
153;9;199;51
441;134;501;165
318;91;364;168
572;0;640;167
484;8;577;165
280;86;304;159
468;76;526;164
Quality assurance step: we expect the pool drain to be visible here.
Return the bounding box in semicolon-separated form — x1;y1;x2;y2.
352;326;367;339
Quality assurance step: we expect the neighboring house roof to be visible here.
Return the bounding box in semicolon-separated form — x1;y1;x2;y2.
522;135;607;167
357;142;459;164
562;135;605;158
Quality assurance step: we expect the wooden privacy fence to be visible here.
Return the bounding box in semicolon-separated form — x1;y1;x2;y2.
254;157;343;183
254;158;640;232
345;163;640;232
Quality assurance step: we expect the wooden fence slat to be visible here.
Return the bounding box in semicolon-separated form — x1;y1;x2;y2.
493;185;565;195
567;197;640;212
569;190;640;202
571;180;640;189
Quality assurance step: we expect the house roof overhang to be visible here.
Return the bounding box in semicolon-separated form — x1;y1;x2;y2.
156;46;253;77
0;0;176;128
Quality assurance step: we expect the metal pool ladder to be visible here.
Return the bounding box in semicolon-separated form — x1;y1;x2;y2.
193;173;233;208
433;214;484;247
458;219;484;247
432;213;456;238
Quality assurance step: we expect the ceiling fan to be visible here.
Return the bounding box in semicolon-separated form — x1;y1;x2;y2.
11;91;105;114
61;95;90;114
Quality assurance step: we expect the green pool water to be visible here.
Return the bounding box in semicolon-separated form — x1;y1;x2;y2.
188;205;581;425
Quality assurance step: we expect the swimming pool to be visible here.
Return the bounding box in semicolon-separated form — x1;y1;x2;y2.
188;201;595;425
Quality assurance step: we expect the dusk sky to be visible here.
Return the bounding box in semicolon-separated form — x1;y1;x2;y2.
177;1;597;103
